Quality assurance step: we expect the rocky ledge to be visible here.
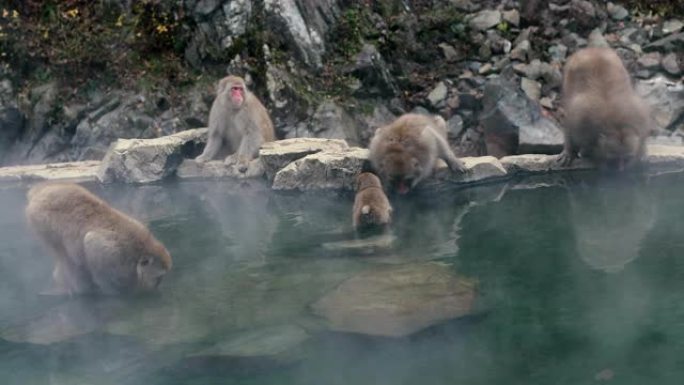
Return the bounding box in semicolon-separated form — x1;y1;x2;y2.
2;134;684;190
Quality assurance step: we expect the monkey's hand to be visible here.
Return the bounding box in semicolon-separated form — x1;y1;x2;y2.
447;157;468;174
556;150;575;167
195;154;210;163
224;154;238;166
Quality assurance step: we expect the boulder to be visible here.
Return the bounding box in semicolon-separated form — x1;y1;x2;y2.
311;262;477;337
259;138;349;179
271;147;368;191
97;128;207;184
636;76;684;131
0;161;100;183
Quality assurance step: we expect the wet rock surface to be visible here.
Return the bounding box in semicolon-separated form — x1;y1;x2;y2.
259;138;349;179
311;262;477;337
272;147;368;191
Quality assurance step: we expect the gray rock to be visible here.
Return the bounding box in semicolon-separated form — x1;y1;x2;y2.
425;156;508;188
311;262;476;337
0;107;24;160
521;78;542;101
272;147;368;191
259;138;349;179
468;10;502;31
636;76;684;131
427;81;448;107
447;115;464;139
644;32;684;52
0;161;100;183
500;154;593;174
588;28;610;48
661;53;681;76
646;135;684;147
194;0;220;15
510;40;531;61
570;0;596;19
438;43;460;61
223;0;252;36
176;158;265;179
646;145;684;168
481;77;564;156
637;52;662;70
351;44;400;98
264;0;326;68
663;19;684;35
502;9;520;27
309;101;359;144
548;44;568;63
607;2;629;20
97;128;208;184
185;325;310;369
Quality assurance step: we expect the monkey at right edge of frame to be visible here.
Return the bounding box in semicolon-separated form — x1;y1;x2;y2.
195;75;275;172
352;172;392;232
557;47;652;170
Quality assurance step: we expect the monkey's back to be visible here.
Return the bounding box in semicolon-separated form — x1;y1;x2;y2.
353;187;392;229
369;114;440;164
26;183;154;259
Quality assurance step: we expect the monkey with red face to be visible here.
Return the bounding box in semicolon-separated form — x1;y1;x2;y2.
196;75;276;172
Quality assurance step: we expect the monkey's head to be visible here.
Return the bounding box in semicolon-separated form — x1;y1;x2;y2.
136;243;172;291
378;152;422;194
356;172;383;192
218;75;246;109
595;127;645;171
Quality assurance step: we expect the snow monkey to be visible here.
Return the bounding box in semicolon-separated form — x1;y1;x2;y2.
26;183;172;295
195;75;276;172
368;113;467;194
557;47;652;170
352;172;392;231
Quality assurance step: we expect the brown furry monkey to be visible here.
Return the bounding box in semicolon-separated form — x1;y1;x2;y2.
352;172;392;231
26;183;172;295
369;113;466;193
557;47;651;170
196;75;276;172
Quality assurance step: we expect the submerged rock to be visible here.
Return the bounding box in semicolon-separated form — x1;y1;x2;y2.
259;138;349;179
311;262;477;337
97;128;207;184
272;147;368;191
184;325;311;370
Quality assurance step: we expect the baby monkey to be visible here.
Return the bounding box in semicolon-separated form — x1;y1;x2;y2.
558;47;651;170
352;172;392;231
26;183;172;296
369;113;466;194
196;75;276;172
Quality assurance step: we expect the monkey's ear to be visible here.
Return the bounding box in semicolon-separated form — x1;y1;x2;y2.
216;78;230;95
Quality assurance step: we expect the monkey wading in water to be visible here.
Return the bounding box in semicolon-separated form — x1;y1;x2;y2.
352;172;392;231
557;47;652;170
196;75;276;172
369;113;467;193
26;183;172;295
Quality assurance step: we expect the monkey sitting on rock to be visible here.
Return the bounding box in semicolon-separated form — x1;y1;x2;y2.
26;183;172;296
352;172;392;232
196;75;276;172
369;113;467;194
557;47;652;170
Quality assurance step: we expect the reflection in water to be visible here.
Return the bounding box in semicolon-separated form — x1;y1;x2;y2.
568;175;656;272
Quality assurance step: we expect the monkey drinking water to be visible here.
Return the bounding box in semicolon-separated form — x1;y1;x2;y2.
26;183;172;295
352;172;392;231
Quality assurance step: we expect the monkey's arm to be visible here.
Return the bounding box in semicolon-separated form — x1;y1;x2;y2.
83;230;134;294
196;130;222;162
434;134;466;173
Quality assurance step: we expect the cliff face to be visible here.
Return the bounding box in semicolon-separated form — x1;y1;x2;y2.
0;0;682;166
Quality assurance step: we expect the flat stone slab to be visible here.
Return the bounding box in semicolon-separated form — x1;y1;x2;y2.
184;325;310;369
260;138;349;179
645;145;684;168
423;156;507;190
97;128;207;184
0;161;99;183
272;147;368;191
176;158;265;179
311;262;477;337
501;154;594;174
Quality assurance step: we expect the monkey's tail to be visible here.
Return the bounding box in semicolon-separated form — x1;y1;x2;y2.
359;205;377;226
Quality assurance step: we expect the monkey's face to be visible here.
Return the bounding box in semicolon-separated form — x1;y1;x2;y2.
228;82;245;107
136;255;170;291
380;154;421;194
596;131;642;170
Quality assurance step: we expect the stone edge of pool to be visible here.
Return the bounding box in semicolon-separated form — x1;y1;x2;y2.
1;129;683;190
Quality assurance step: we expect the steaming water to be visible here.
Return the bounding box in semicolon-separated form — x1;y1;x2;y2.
1;172;684;384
